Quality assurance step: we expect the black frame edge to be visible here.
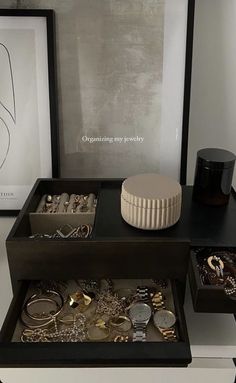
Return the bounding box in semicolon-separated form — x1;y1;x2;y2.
46;10;60;178
180;0;196;185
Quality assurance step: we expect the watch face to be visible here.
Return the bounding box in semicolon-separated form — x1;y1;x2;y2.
153;310;176;329
129;303;152;322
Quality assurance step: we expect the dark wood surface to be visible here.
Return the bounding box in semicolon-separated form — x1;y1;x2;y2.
95;183;236;247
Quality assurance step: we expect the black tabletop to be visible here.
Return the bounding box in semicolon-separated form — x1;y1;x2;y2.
95;183;236;247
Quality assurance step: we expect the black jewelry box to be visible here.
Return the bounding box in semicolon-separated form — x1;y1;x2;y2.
0;178;192;367
2;178;236;367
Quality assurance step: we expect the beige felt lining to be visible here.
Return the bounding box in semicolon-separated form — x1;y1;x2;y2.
12;279;179;343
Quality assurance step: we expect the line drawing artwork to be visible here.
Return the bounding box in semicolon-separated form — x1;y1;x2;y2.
0;43;16;124
0;43;16;170
0;117;10;170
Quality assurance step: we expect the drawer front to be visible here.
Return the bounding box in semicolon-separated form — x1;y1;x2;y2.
7;240;190;293
0;280;191;367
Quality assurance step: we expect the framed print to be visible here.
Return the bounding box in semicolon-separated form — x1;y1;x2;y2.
0;9;59;215
57;0;195;183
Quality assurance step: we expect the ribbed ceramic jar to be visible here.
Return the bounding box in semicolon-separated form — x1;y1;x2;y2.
121;174;182;230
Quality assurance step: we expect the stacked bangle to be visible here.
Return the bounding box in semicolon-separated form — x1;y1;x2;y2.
21;290;64;329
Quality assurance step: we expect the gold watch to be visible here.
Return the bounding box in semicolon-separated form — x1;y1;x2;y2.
151;292;177;342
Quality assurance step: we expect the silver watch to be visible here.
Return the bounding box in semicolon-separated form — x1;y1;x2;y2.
129;286;151;342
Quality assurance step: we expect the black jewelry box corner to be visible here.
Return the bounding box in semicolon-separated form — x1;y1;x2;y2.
189;248;236;314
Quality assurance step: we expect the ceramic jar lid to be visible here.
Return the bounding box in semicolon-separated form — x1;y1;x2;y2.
121;173;182;230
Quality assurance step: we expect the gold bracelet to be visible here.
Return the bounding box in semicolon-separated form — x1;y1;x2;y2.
24;290;64;321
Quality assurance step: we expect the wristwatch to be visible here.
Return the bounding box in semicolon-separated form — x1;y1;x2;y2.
151;291;177;342
129;286;152;342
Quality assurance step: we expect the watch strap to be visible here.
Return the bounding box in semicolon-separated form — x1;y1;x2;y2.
137;286;149;303
133;323;147;342
151;291;166;311
159;327;177;342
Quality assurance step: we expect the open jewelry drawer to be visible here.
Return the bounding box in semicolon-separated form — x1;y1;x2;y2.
0;278;191;367
189;247;236;313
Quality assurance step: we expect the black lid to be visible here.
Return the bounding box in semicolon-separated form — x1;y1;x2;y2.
197;148;236;169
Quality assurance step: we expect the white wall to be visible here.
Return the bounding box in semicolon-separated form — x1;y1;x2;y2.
187;0;236;187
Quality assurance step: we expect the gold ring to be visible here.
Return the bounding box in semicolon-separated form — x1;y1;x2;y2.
110;315;131;331
114;335;129;342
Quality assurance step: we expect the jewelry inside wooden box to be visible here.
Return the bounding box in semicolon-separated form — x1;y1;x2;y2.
29;193;97;239
195;248;236;298
12;279;180;343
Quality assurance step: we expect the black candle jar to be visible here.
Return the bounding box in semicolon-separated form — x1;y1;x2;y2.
193;148;236;206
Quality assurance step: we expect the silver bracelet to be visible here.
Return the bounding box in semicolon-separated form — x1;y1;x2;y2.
133;324;147;342
29;224;93;239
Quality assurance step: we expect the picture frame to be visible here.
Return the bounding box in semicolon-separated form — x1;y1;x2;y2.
0;9;59;215
58;0;195;184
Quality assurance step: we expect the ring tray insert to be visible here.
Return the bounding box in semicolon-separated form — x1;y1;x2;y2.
29;190;98;235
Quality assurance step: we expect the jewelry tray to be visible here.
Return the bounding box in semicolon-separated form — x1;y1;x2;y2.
189;247;236;313
0;278;190;367
11;279;177;343
30;188;98;235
